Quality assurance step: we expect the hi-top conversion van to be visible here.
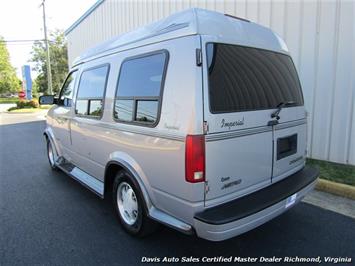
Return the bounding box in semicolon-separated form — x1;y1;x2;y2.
40;8;319;241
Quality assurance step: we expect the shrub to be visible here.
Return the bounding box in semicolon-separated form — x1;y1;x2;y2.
28;99;39;108
17;100;26;109
16;99;39;109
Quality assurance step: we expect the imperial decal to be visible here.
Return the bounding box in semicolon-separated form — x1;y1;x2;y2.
221;179;242;190
164;123;180;130
221;118;245;130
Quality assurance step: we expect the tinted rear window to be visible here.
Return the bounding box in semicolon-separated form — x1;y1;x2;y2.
207;43;304;113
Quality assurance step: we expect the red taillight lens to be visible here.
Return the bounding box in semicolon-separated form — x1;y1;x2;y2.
185;135;205;183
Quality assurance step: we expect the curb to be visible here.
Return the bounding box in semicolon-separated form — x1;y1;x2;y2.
5;111;37;114
315;178;355;200
5;109;49;114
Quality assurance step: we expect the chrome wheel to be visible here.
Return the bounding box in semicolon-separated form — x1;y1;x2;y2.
48;141;55;166
116;182;138;225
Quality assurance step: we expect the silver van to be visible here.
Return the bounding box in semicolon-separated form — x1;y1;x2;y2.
40;9;319;241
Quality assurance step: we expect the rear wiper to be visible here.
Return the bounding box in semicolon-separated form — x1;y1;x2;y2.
271;101;296;120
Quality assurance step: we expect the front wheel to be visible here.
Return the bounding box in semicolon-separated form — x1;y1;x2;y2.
112;170;157;237
46;139;58;170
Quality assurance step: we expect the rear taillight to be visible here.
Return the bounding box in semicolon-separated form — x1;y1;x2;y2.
185;135;205;183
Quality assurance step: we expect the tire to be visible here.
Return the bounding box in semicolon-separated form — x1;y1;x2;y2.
112;170;158;237
46;139;58;171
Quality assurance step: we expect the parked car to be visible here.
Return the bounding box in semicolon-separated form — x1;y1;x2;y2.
40;8;318;241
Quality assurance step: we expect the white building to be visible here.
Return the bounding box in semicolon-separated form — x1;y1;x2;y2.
65;0;355;165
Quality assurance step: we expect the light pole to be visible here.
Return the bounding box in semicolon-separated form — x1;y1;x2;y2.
40;0;53;95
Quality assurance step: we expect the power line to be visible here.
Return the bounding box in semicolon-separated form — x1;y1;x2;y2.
0;39;45;43
2;43;37;46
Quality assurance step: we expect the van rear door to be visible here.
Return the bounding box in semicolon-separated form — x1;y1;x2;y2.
272;109;307;182
202;41;305;206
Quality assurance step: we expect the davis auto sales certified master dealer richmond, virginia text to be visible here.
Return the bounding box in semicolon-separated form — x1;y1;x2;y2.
141;256;352;263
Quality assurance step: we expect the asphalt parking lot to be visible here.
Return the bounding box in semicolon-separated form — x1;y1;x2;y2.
1;112;354;265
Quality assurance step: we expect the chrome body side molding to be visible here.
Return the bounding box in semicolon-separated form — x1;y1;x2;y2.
275;118;307;130
205;118;307;142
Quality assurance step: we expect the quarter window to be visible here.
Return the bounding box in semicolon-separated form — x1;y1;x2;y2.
58;71;77;107
114;52;168;126
136;100;158;123
115;99;133;122
75;65;109;118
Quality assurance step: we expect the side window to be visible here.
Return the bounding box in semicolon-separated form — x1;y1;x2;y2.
75;65;109;118
114;51;168;126
58;71;77;107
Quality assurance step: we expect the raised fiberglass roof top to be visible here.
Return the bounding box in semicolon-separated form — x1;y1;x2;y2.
72;8;288;66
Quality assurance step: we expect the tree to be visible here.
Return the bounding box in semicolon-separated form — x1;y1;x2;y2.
0;36;21;94
31;29;68;95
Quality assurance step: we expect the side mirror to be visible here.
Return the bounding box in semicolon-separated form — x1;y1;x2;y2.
39;95;57;105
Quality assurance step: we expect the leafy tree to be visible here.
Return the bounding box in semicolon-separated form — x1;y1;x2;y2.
31;29;68;95
0;36;21;94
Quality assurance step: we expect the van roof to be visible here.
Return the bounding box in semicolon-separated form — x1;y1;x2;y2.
72;8;289;67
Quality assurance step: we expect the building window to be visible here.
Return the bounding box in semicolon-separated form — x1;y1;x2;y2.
75;65;109;118
114;51;168;126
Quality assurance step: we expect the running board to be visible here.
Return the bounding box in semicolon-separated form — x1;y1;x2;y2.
57;159;104;197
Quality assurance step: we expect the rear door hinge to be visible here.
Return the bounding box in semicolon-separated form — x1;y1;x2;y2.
203;121;209;134
196;48;202;66
205;180;209;195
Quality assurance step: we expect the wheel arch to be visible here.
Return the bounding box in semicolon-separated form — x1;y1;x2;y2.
105;156;194;235
104;159;153;211
43;127;61;157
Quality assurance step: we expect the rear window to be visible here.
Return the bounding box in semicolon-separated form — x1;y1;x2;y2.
206;43;304;113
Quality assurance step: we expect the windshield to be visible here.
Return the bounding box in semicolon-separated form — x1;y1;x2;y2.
206;43;304;113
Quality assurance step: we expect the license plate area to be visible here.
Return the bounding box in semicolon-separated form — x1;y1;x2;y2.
277;134;297;160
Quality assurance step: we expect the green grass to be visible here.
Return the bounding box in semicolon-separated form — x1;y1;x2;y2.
307;158;355;186
0;97;18;104
39;105;52;109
